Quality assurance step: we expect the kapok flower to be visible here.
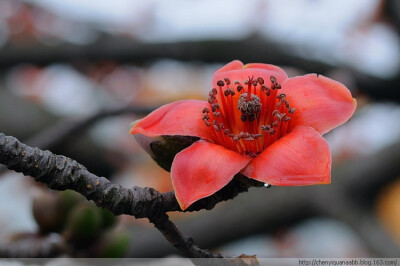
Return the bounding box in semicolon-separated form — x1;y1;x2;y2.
130;61;356;210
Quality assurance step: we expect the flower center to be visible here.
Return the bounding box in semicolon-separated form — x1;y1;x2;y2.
202;75;296;157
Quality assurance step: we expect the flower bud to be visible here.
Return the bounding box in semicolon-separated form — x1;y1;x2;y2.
134;134;199;171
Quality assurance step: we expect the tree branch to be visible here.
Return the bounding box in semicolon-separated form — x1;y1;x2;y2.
0;132;260;259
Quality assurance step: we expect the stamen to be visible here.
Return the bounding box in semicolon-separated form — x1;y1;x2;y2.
213;112;221;117
224;78;231;85
203;74;295;155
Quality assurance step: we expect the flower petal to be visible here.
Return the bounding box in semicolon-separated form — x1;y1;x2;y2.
241;127;331;186
171;140;251;210
130;100;214;140
213;60;288;87
283;74;356;134
214;60;244;74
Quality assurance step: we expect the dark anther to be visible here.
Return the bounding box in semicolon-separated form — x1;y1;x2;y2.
252;80;258;87
270;76;277;83
203;119;211;126
211;103;220;112
269;128;276;135
289;108;296;114
224;78;231;85
275;83;281;89
213;112;221;117
272;121;279;127
213;125;219;132
230;89;236;96
234;81;240;85
237;85;243;92
202;107;210;113
277;93;286;100
240;114;247;122
217;80;225;87
266;89;271;96
212;88;217;95
219;123;224;129
284;100;290;108
253;134;262;138
224;90;231;96
224;129;230;135
244;80;249;85
284;116;292;122
261;125;271;131
257;77;264;85
233;135;239;141
208;97;215;104
276;101;282;108
203;114;210;120
245;137;255;141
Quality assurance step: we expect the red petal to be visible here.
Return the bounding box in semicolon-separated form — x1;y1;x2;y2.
241;127;331;186
214;60;244;74
130;100;214;140
213;61;288;87
283;74;356;134
171;140;251;210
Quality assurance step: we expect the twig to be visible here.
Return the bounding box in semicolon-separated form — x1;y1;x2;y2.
150;213;222;258
0;133;259;259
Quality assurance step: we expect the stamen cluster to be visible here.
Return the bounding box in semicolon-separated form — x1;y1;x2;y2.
202;75;295;156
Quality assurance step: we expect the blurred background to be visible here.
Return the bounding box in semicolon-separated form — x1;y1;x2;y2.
1;0;400;258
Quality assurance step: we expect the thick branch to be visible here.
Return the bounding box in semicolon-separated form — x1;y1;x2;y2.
0;132;260;259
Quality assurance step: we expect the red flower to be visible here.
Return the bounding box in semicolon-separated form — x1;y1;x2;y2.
130;61;356;210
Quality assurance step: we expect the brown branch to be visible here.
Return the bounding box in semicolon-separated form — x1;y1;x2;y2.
0;132;260;259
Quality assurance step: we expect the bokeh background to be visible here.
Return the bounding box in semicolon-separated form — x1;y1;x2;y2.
1;0;400;258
